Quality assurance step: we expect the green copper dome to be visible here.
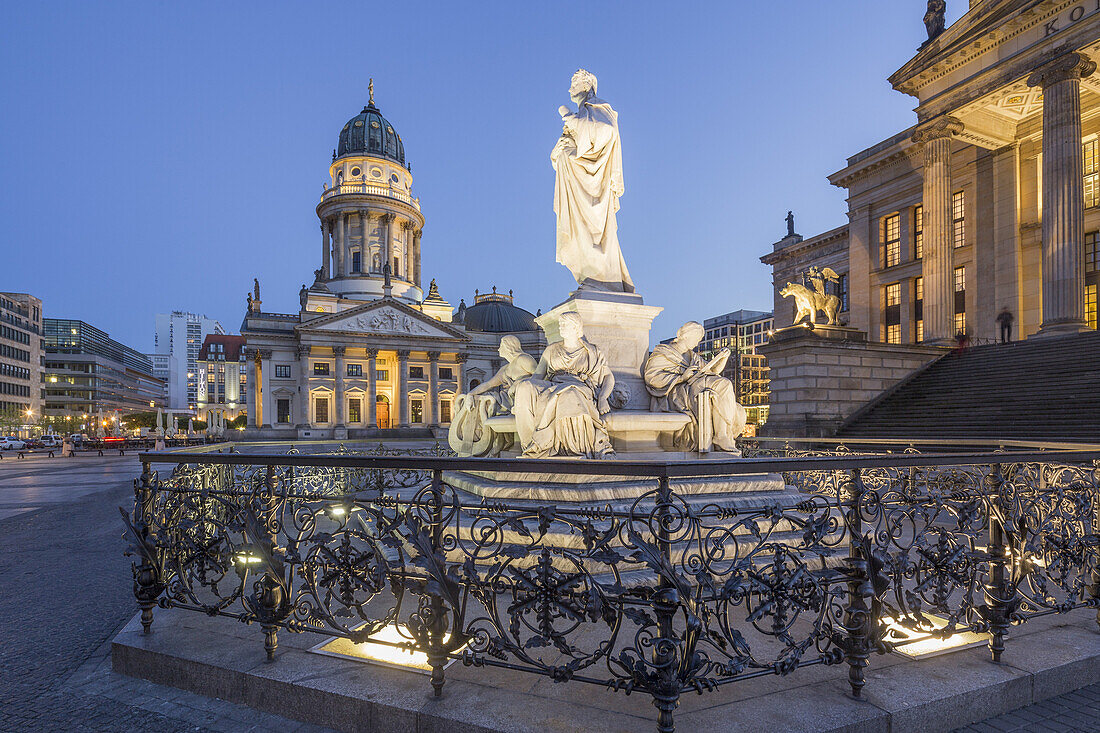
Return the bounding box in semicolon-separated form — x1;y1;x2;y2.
337;98;406;167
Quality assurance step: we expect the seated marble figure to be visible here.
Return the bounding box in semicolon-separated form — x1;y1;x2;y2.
642;321;747;452
448;335;536;456
512;311;615;458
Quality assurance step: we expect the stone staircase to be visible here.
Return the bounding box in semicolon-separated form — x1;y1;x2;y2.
838;330;1100;442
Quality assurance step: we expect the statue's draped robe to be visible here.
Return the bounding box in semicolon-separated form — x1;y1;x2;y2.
552;96;634;292
449;355;535;456
642;345;747;451
513;339;614;458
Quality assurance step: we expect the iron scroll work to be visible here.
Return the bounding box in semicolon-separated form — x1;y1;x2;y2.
124;443;1100;732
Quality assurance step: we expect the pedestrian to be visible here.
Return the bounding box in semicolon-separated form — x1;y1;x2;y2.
996;307;1014;343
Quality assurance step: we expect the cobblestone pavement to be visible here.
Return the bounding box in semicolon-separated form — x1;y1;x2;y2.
0;456;332;732
1;455;1096;732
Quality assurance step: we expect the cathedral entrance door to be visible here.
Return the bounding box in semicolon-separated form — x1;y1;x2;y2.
376;402;390;429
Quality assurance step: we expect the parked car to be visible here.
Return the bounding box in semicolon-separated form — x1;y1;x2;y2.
0;437;26;450
40;435;62;449
22;438;44;449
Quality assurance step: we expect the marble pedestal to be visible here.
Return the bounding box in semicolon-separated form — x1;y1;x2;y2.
535;289;663;411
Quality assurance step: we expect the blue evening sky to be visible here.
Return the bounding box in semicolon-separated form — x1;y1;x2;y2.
0;1;966;350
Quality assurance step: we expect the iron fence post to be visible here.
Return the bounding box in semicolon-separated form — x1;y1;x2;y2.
427;468;448;697
258;465;284;662
652;475;680;733
986;463;1010;663
844;468;871;699
133;460;160;634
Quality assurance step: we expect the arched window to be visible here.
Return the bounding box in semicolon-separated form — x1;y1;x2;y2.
469;379;481;390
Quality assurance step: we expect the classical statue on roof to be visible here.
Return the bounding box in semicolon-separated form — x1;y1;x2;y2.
780;266;841;326
551;69;633;293
923;0;946;44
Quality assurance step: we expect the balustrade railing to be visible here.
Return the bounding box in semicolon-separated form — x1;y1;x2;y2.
123;443;1100;732
320;182;421;210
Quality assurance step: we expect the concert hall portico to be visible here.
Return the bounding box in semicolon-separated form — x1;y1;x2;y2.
766;1;1100;345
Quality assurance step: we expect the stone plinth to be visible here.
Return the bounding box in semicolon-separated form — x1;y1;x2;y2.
536;291;662;411
112;605;1100;733
759;328;944;437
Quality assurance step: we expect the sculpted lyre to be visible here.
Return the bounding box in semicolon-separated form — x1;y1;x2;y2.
448;336;536;456
551;69;634;293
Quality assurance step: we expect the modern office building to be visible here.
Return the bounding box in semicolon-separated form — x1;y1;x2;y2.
695;309;774;428
195;334;248;426
154;311;225;410
44;319;165;416
0;292;44;425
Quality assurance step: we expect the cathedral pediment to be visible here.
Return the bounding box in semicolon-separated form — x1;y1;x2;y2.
298;300;467;341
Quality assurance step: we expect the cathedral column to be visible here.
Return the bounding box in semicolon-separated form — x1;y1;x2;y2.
333;346;346;428
426;351;440;427
319;220;330;279
912;116;963;343
396;350;409;427
296;346;310;427
402;220;415;281
245;350;257;428
1028;52;1097;335
366;348;378;428
358;209;371;273
381;213;395;277
456;353;468;393
258;349;272;428
335;213;347;277
413;229;422;287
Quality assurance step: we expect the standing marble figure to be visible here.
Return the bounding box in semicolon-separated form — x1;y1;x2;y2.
551;69;634;293
643;322;747;452
513;312;615;458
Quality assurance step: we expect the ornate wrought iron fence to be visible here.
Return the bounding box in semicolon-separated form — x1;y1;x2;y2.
123;445;1100;733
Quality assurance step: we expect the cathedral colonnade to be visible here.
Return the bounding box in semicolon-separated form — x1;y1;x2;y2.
249;344;461;433
318;209;422;286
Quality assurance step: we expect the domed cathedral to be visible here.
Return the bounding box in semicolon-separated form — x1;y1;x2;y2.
240;82;545;440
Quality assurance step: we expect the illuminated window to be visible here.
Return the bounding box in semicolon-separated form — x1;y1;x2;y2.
441;399;452;424
347;364;363;377
376;369;389;381
1088;284;1097;330
314;362;330;375
1085;137;1099;209
914;205;923;259
954;266;966;334
207;371;215;384
883;282;901;344
914;276;924;342
314;396;329;423
883;214;901;267
952;191;965;248
1086;231;1099;274
410;398;423;423
348;398;361;423
836;273;849;312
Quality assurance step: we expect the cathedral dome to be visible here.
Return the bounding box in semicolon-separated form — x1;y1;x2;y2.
336;95;406;167
458;288;539;333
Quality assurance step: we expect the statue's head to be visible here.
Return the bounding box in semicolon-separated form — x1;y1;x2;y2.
558;311;584;341
570;69;597;103
498;335;522;360
676;321;705;349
